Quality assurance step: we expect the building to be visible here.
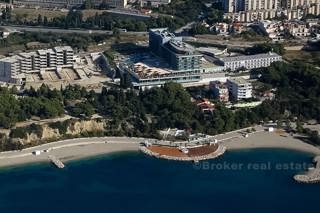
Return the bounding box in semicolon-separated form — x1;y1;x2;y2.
214;0;280;13
227;77;252;100
149;28;202;71
119;29;225;89
219;52;282;71
193;98;215;113
0;46;74;84
14;0;127;8
286;21;310;37
285;0;319;9
258;20;284;41
218;0;320;21
210;81;229;102
140;0;171;7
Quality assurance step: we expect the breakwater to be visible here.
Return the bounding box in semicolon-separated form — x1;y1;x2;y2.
294;156;320;184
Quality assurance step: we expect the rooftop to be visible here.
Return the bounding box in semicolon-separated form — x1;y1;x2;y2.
53;46;73;52
228;77;251;85
167;38;196;54
150;28;175;39
133;62;171;78
220;52;281;63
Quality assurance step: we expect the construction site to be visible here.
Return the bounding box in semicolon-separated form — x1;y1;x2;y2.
22;52;112;91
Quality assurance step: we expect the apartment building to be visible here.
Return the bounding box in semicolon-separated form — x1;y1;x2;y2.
227;77;252;100
0;46;74;84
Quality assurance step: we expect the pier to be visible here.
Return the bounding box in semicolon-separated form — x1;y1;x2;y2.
48;155;65;169
294;156;320;184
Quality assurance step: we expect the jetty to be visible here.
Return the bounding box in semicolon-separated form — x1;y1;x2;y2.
294;156;320;184
48;155;65;169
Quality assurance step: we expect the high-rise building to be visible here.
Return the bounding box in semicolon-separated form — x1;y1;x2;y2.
284;0;319;9
215;0;280;13
149;28;202;71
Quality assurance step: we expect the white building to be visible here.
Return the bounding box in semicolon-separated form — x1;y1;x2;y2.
141;0;171;7
258;20;284;41
227;77;252;100
219;52;282;71
0;46;74;84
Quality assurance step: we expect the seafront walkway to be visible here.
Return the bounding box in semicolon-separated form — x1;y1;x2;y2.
0;125;265;161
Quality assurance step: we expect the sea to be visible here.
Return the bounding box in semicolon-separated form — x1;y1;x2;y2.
0;148;319;213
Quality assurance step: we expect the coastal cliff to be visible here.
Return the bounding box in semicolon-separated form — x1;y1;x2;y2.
8;119;106;147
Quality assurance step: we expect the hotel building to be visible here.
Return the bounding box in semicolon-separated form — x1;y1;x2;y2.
219;52;282;71
122;28;224;89
149;28;202;71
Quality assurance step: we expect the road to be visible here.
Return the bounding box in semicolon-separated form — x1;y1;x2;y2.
2;25;147;35
174;22;195;34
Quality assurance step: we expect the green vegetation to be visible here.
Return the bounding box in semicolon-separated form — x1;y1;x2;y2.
2;8;184;31
0;90;64;128
157;0;205;22
48;121;69;135
10;124;43;139
245;43;285;55
0;31;108;50
235;29;269;41
1;60;320;150
257;61;320;120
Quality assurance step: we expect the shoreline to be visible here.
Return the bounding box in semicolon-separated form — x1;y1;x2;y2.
0;129;319;169
0;137;142;169
219;131;320;156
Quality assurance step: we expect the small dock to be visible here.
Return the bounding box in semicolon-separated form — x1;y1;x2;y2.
48;155;65;169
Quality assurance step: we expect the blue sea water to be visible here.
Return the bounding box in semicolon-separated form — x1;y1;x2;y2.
0;149;319;213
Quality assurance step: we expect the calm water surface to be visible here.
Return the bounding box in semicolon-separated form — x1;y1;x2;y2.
0;149;319;213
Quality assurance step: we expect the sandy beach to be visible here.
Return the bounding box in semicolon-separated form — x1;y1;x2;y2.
0;137;142;169
216;126;320;155
0;126;320;169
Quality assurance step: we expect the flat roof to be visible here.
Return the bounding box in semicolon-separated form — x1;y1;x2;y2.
53;46;73;52
220;52;281;63
0;55;23;63
133;62;171;78
228;77;251;85
168;38;195;54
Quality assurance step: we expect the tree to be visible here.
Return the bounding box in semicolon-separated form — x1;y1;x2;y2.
120;73;132;89
83;0;93;9
37;14;43;25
